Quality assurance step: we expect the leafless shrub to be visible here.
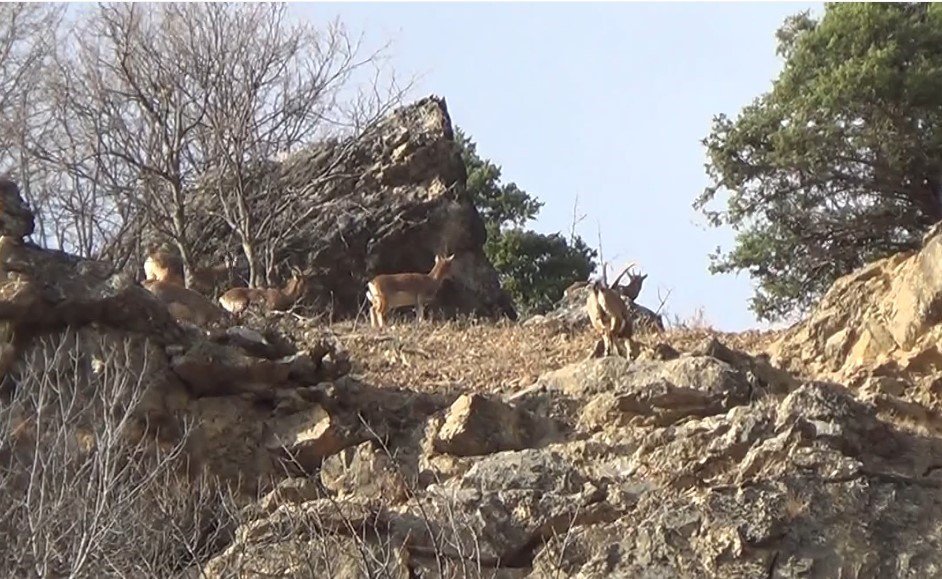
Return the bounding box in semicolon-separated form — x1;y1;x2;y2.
0;4;66;249
198;6;411;287
1;3;410;281
0;331;236;577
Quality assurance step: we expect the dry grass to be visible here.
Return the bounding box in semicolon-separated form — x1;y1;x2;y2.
328;319;596;394
663;327;783;356
320;317;784;396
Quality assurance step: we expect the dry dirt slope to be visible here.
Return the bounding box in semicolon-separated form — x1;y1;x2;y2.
320;318;782;395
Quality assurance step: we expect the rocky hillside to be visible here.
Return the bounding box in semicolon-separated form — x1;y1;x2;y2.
4;169;942;576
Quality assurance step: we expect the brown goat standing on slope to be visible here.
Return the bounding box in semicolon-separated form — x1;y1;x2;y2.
218;267;309;318
367;253;456;328
586;278;640;360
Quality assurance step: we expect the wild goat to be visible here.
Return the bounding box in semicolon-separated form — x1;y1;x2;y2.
144;249;185;286
586;279;640;360
142;279;228;326
563;261;647;302
609;261;647;301
218;267;308;318
144;247;236;294
366;253;455;328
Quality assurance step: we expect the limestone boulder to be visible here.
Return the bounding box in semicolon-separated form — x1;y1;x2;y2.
320;441;409;503
431;393;557;457
770;228;942;384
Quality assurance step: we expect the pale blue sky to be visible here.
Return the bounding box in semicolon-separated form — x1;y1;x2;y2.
293;2;823;331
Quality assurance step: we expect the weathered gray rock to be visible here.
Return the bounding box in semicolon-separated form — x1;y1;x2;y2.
530;382;942;578
0;179;35;239
391;446;617;567
205;499;408;579
320;441;409;502
170;96;516;322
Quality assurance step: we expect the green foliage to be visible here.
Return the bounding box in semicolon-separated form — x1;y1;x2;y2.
455;128;596;314
486;228;596;314
697;3;942;321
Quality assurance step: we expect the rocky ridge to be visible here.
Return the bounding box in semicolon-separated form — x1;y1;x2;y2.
4;156;942;575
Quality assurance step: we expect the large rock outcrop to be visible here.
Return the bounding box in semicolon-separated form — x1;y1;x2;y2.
184;95;516;321
9;166;942;577
770;226;942;387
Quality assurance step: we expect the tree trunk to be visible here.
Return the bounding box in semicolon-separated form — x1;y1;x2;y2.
241;240;260;288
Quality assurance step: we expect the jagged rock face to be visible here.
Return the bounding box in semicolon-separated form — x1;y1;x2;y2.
188;96;516;321
0;180;34;239
210;343;942;578
770;228;942;385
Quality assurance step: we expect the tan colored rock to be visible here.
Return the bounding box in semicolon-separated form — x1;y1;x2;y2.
258;477;323;514
321;441;409;503
265;405;361;471
770;231;942;384
432;393;551;457
527;356;754;434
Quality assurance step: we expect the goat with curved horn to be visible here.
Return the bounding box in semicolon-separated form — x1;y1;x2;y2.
609;261;637;289
610;261;647;302
585;279;640;360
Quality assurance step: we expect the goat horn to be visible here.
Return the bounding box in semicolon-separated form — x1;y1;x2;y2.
610;261;638;288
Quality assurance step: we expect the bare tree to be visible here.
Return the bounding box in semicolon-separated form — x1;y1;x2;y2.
196;5;409;286
0;3;411;281
0;331;234;576
0;4;64;248
49;4;220;283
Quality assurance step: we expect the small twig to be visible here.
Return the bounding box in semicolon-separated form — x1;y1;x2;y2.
654;287;673;316
596;221;606;287
569;193;586;246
